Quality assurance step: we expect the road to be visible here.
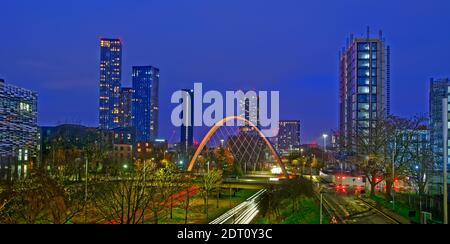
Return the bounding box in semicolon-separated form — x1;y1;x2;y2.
321;188;401;224
210;189;267;224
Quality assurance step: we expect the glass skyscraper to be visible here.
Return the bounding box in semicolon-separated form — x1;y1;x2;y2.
180;89;194;154
99;38;122;130
149;67;160;140
132;66;160;141
119;87;133;128
238;92;259;126
430;78;450;195
0;79;38;179
276;120;301;155
429;78;450;169
339;31;390;150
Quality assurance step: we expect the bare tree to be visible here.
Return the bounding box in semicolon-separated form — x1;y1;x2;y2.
348;115;426;199
0;170;85;224
91;164;154;224
349;116;392;197
91;162;188;224
147;163;187;224
408;132;435;196
382;116;426;200
200;169;223;221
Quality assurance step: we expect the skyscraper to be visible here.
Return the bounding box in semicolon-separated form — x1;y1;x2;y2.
339;30;390;150
0;79;38;179
180;89;194;153
132;66;159;141
99;38;122;130
149;68;160;140
238;92;259;126
429;78;450;169
119;87;133;128
276;120;301;155
238;91;260;138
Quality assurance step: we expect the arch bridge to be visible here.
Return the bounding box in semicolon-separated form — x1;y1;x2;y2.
187;116;288;178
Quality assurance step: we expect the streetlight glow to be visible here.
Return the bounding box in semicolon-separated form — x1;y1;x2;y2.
322;134;328;153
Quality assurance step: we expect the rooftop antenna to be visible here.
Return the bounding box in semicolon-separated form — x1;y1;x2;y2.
379;30;383;41
366;26;370;39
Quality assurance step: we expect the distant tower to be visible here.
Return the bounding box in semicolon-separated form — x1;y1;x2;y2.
132;66;159;141
149;68;160;140
386;46;391;115
429;78;450;169
339;30;389;150
119;87;133;128
99;38;122;130
180;89;194;153
277;120;301;155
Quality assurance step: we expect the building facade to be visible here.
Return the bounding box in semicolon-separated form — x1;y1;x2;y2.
99;38;122;130
429;78;450;169
119;87;133;128
180;89;194;154
238;91;259;126
132;66;159;141
434;81;450;195
276;120;301;155
149;67;160;140
0;79;38;179
136;139;168;162
339;31;390;150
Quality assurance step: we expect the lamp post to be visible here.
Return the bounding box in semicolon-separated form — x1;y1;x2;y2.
84;156;88;224
392;157;395;211
322;134;328;176
322;134;328;153
320;193;323;224
142;159;147;224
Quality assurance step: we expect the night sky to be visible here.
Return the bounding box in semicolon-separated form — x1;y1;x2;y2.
1;0;450;144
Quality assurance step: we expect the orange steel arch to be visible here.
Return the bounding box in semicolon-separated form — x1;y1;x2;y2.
187;116;288;177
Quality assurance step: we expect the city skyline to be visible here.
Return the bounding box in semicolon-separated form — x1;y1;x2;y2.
1;1;450;143
1;0;449;227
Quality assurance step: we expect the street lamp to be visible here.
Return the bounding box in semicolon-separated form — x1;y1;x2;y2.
322;134;328;175
142;159;147;224
84;156;88;224
322;134;328;153
320;192;323;224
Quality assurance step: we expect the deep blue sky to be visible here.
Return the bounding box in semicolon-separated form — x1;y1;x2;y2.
1;0;450;143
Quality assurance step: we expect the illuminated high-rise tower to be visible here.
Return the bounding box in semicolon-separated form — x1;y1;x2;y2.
180;89;194;153
99;38;122;130
339;30;390;150
132;66;160;141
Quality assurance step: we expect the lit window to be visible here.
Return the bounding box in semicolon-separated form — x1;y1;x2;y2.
19;102;31;112
18;149;23;160
24;149;28;161
358;87;370;94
